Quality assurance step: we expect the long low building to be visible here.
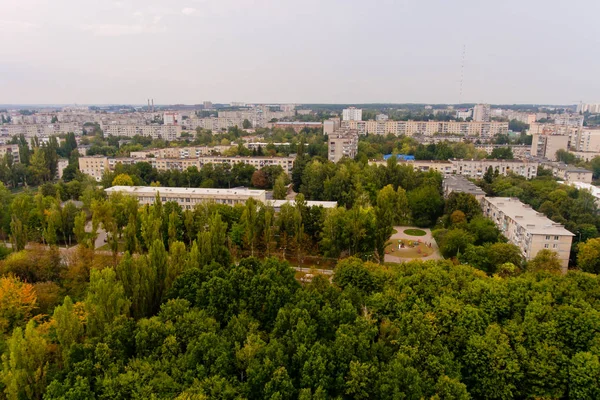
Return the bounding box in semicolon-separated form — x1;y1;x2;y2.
105;186;266;208
102;124;182;140
481;197;573;272
80;154;296;181
371;158;539;179
442;175;486;200
342;120;509;137
267;199;337;211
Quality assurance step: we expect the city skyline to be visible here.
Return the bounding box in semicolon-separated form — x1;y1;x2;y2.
1;0;599;104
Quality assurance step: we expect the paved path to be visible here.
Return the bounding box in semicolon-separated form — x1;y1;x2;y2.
85;222;107;249
293;266;334;275
384;226;442;263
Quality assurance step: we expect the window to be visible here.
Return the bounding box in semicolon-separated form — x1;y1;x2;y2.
544;244;549;248
554;236;559;240
553;244;558;249
545;235;550;240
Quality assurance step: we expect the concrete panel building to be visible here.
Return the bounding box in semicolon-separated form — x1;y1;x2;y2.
105;186;266;209
481;197;573;272
323;118;341;135
102;124;182;140
531;134;570;160
79;156;109;182
328;129;358;163
442;175;486;200
342;107;362;121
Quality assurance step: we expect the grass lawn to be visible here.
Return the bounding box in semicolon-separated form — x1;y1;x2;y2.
403;228;427;236
386;240;434;258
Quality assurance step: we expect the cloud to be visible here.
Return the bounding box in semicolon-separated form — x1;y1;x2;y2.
0;20;37;33
181;7;197;15
82;23;165;37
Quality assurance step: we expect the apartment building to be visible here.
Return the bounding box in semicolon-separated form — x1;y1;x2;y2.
472;104;491;122
539;162;593;184
244;142;291;151
163;112;179;125
0;144;21;163
328;129;359;163
0;123;81;137
442;175;486;200
79;156;109;182
102;124;182;140
197;156;296;174
268;122;322;132
323;118;341;135
105;186;266;209
360;120;508;137
370;158;538;179
572;128;600;153
129;146;234;159
57;159;69;179
555;114;584;127
341;120;367;135
530;134;570;160
474;144;531;158
342;107;362;121
481;197;573;272
577;103;600;114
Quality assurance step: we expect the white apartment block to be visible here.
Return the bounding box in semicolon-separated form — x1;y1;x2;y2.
472;104;491;122
577;103;600;114
102;124;182;140
456;109;472;120
482;197;573;272
105;186;266;209
130;146;234;159
0;123;81;137
554;114;584;127
342;107;362;121
474;144;531;159
328;129;359;163
359;120;508;137
163;112;179;125
370;159;538;179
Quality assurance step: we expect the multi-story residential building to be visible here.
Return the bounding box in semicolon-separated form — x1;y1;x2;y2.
528;123;579;137
203;101;213;110
555;114;584;127
328;129;358;163
129;146;234;159
474;144;531;159
196;156;296;174
0;123;81;137
105;186;266;209
370;158;539;179
539;162;593;184
244;142;291;151
472;104;491;122
442;175;486;200
342;107;362;121
572;128;600;153
361;120;508;137
0;144;21;163
577;103;600;114
456;109;472;120
268;122;322;132
57;159;69;179
323;118;341;135
530;134;570;160
482;196;573;272
79;156;109;182
341;120;366;135
376;114;389;121
102;124;182;140
163;112;179;125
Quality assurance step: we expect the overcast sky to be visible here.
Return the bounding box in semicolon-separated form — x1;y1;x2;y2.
1;0;599;105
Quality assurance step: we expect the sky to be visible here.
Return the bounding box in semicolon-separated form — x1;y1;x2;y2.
0;0;599;105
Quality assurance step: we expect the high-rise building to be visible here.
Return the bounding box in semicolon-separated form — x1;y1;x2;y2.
472;104;491;122
328;129;358;163
342;107;362;121
163;112;179;125
531;134;570;160
203;101;213;110
554;114;584;127
577;103;600;114
323;118;341;135
456;109;472;120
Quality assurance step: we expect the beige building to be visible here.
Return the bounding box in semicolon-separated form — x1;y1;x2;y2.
472;104;491;122
323;118;341;135
572;128;600;153
531;134;570;160
130;146;234;159
482;197;573;272
79;156;109;181
0;144;20;163
474;144;530;158
328;129;359;163
105;186;266;209
102;124;182;140
540;162;593;184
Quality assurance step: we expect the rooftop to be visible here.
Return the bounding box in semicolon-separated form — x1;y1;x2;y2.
483;197;574;236
105;186;266;196
267;200;337;209
443;176;486;196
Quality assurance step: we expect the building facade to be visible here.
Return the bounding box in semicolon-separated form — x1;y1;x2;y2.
472;104;491;122
481;196;573;272
105;186;266;208
342;107;362;121
102;124;182;140
530;134;570;160
328;129;359;163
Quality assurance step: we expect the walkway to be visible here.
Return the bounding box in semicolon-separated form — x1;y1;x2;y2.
384;226;442;264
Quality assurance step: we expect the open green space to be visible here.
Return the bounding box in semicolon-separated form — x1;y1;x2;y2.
403;228;427;236
386;239;434;258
